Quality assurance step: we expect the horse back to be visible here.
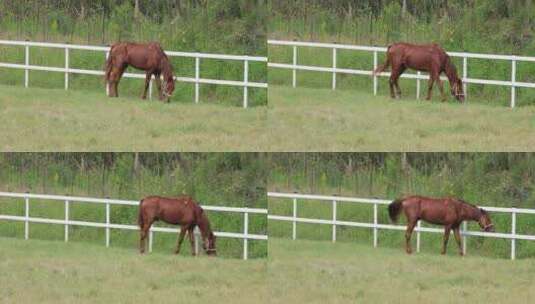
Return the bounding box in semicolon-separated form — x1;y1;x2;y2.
141;195;197;225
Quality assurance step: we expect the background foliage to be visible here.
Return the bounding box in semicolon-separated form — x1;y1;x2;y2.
0;153;268;258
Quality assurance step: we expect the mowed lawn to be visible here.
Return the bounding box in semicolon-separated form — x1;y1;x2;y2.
0;85;267;151
268;86;535;151
269;238;535;304
0;237;267;303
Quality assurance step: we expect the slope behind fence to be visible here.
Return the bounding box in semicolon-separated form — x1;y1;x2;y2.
268;192;535;260
0;191;267;259
0;40;268;108
268;40;535;108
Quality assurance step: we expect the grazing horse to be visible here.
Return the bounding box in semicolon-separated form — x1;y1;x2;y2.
373;42;465;102
138;195;216;256
105;42;175;102
388;195;494;255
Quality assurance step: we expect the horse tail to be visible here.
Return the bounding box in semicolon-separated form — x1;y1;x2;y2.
138;199;144;228
373;45;392;76
388;198;404;223
104;45;116;82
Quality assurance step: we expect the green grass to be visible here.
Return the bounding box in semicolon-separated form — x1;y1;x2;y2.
0;237;267;303
0;85;267;151
267;85;535;151
268;238;535;304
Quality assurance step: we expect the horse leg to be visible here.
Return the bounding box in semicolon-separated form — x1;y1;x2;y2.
113;65;126;97
139;222;152;254
394;66;406;98
141;72;151;99
154;75;163;100
187;226;196;256
174;225;188;254
436;74;446;102
405;220;417;254
453;226;464;256
426;77;435;101
441;225;452;255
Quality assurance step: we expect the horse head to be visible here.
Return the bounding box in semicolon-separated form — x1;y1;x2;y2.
162;75;175;101
478;208;494;232
451;78;465;103
203;232;217;256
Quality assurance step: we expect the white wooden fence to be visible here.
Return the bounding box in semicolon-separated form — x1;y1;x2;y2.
0;40;268;108
0;192;267;259
268;192;535;260
268;40;535;108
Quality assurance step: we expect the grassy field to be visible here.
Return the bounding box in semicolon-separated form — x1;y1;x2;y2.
269;238;535;304
0;237;266;303
0;85;267;151
267;86;535;151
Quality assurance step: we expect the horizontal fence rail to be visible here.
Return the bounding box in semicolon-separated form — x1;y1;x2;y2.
267;192;535;260
268;39;535;108
0;40;268;108
0;191;267;260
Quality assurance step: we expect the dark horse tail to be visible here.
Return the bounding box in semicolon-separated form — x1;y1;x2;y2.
388;198;404;223
138;198;144;228
373;45;392;76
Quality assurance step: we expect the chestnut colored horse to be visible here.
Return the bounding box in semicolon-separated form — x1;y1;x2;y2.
388;195;494;255
138;195;216;256
105;42;175;102
373;42;464;102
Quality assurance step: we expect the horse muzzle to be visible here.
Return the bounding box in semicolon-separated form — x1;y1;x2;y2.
483;224;494;232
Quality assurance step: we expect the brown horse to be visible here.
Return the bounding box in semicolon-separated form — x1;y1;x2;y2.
105;42;175;102
373;42;464;102
138;195;216;256
388;195;494;255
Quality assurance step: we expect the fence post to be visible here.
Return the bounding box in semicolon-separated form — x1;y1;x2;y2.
24;194;29;240
24;44;29;88
149;78;153;100
416;71;421;99
243;212;249;260
463;56;468;100
105;51;110;96
195;56;200;103
194;227;200;256
64;47;69;90
332;200;337;242
511;210;516;260
332;48;337;90
416;220;421;253
373;51;378;96
511;58;516;108
292;197;297;240
105;201;110;248
149;230;153;253
64;200;69;242
462;221;467;255
373;203;378;248
292;45;297;88
243;59;249;108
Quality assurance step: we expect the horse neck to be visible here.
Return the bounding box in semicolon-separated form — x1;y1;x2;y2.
160;58;173;79
196;211;212;239
462;203;481;221
444;58;459;83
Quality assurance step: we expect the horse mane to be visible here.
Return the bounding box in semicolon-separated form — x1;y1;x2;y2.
444;55;460;82
195;204;213;238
